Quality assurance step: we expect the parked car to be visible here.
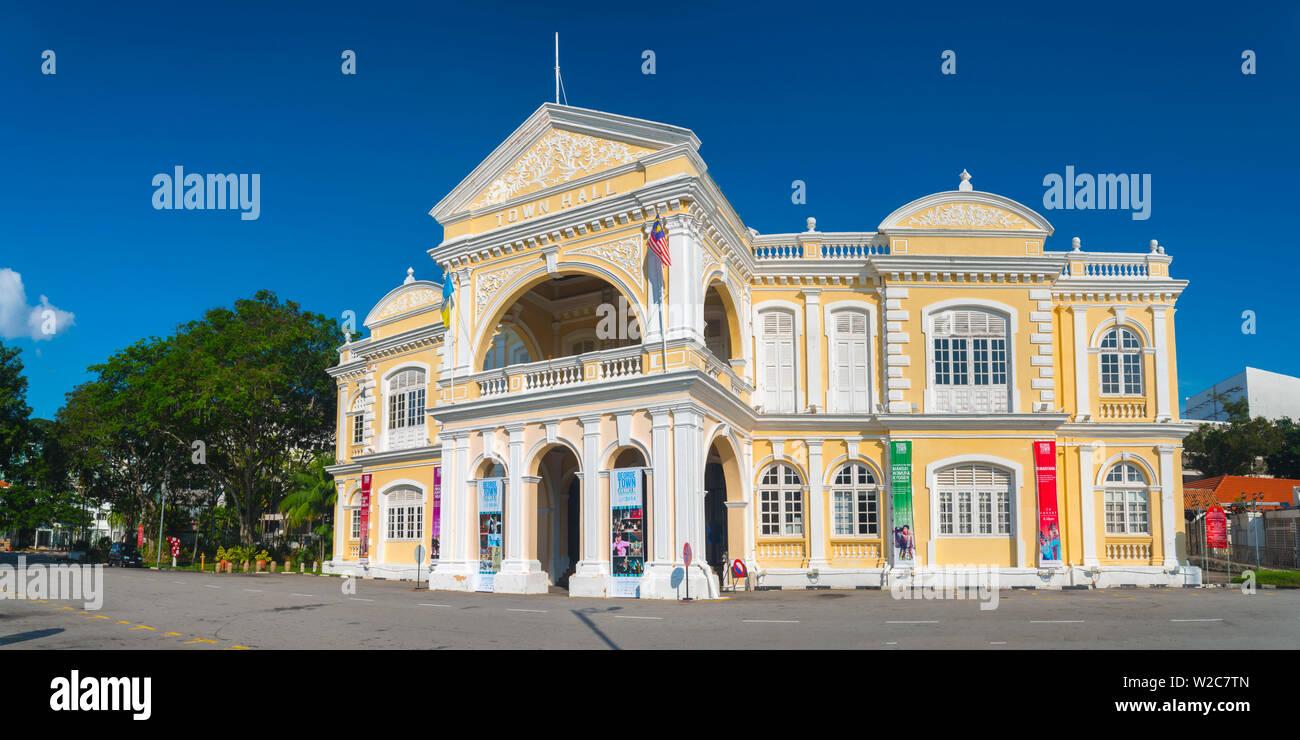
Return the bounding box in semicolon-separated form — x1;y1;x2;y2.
108;542;143;567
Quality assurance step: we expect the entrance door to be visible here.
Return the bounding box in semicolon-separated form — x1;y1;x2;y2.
704;460;728;580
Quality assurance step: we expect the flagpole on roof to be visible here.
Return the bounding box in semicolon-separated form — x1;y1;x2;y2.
555;33;560;105
656;205;669;375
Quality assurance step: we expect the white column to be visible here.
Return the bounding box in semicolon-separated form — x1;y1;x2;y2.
579;414;603;569
802;289;822;412
742;438;755;563
1151;306;1172;422
1071;306;1091;421
1079;443;1099;566
672;406;703;560
503;423;525;566
454;268;473;376
454;433;471;564
650;407;672;562
334;481;347;563
807;439;828;568
1159;444;1178;567
664;214;703;345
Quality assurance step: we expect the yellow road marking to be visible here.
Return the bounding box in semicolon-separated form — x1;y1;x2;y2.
116;620;132;624
184;638;217;644
76;611;89;614
88;615;108;620
227;645;251;650
163;632;182;637
131;625;156;631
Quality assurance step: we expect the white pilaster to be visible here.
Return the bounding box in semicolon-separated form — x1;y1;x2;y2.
1071;306;1091;421
1159;444;1178;567
807;439;829;568
650;408;672;562
1151;306;1172;422
802;289;822;412
1079;443;1099;566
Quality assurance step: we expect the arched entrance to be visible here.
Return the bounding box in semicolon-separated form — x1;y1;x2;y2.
704;436;744;584
533;445;581;590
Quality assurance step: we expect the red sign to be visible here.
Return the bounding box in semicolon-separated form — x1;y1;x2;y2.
731;559;747;579
137;525;144;547
167;537;180;557
1206;505;1228;549
683;542;692;567
1033;441;1062;566
359;473;372;560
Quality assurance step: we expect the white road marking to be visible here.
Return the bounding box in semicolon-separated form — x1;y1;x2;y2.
204;585;220;589
885;641;898;645
243;589;262;593
1030;619;1084;623
419;603;452;608
172;581;186;584
615;615;663;620
887;620;938;624
990;641;1008;645
291;593;313;597
743;619;799;623
349;597;374;602
506;608;546;613
1170;618;1223;622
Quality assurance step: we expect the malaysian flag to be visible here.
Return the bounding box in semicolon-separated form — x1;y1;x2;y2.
648;216;670;267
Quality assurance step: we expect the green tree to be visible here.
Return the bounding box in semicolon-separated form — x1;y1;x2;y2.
279;452;337;561
0;339;32;482
1184;397;1282;477
1264;417;1300;479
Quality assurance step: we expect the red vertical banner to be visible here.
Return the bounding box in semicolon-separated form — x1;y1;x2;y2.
1033;441;1062;567
1206;505;1227;549
359;473;372;561
431;466;442;559
137;524;144;548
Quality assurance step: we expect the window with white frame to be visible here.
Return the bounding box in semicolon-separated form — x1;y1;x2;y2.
386;369;427;449
350;509;361;539
936;464;1012;535
352;414;365;445
385;489;423;540
931;309;1009;413
483;326;531;370
759;310;796;413
830;310;870;413
1099;327;1144;396
758;463;804;536
1103;463;1149;534
831;463;879;536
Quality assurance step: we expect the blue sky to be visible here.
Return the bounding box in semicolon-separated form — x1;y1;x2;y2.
2;1;1296;419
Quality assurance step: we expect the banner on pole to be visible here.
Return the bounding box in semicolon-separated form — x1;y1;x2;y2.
1033;440;1062;567
1206;504;1228;549
890;440;915;567
476;478;503;592
431;466;442;560
359;473;372;562
610;467;645;598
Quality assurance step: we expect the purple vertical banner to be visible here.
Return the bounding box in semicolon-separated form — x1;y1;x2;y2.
432;466;442;559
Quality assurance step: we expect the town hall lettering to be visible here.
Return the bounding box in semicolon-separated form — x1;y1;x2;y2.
494;182;617;226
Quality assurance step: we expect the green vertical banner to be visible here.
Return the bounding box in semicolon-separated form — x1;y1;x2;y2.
890;440;916;567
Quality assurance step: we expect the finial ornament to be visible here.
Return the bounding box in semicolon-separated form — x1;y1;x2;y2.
1149;239;1159;254
806;217;817;232
404;267;415;284
1071;237;1081;252
958;169;973;192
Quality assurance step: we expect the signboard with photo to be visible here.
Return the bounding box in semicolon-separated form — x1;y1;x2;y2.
1033;441;1063;567
890;441;915;567
476;478;503;592
359;473;372;562
610;467;645;598
431;466;442;560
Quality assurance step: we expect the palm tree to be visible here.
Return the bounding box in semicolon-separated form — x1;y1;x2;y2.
279;453;336;562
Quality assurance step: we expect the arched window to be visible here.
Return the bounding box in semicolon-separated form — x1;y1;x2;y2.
387;369;426;449
831;463;879;536
830;310;870;413
385;488;424;541
758;463;804;536
1104;463;1149;534
759;310;796;413
483;326;531;371
932;309;1009;413
1099;327;1143;396
935;464;1012;536
348;391;367;445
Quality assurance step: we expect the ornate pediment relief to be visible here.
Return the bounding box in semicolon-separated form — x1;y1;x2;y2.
466;129;654;211
902;202;1032;230
368;286;440;326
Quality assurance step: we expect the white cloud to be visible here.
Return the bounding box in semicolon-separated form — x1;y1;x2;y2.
0;268;75;341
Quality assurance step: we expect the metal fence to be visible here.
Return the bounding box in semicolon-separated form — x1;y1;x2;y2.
1186;510;1300;572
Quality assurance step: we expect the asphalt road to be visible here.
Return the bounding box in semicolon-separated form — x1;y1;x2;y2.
2;558;1297;649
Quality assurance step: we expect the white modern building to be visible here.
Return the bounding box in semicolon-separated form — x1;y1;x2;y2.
1184;367;1300;422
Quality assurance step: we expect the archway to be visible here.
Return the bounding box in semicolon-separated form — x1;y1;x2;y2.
475;271;644;373
704;435;744;583
703;281;741;364
533;445;581;590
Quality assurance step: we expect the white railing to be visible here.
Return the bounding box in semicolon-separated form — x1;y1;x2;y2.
597;350;642;379
471;345;644;400
1105;542;1151;561
751;233;888;261
1099;399;1147;420
832;542;881;559
703;352;754;396
1061;252;1164;279
757;541;807;560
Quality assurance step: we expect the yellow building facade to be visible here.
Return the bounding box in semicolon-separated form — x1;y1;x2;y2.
325;104;1201;597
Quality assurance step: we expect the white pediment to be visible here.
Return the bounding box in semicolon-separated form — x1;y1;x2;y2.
364;280;443;328
879;191;1053;234
430;104;700;222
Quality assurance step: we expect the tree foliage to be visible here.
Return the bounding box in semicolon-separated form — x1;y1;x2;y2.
1183;397;1284;477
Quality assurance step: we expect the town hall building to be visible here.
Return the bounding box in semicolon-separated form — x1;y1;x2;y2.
324;103;1200;598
